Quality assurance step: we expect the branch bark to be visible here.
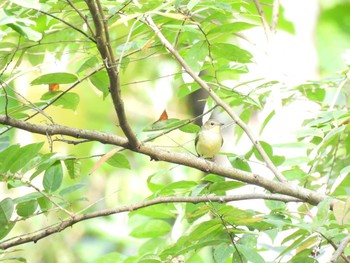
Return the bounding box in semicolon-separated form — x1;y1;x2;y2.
143;16;287;183
0;193;303;250
0;114;328;207
329;234;350;263
85;0;139;149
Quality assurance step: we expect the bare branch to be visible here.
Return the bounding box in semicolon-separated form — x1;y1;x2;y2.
143;15;287;182
0;114;328;206
85;0;140;149
0;193;303;250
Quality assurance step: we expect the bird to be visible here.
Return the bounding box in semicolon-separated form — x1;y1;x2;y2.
195;119;224;159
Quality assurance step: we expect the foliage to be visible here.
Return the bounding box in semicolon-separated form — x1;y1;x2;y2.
0;0;350;262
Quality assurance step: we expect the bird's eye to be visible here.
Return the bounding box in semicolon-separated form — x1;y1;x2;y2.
210;121;215;126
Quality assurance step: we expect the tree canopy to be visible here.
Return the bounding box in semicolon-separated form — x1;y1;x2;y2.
1;0;350;262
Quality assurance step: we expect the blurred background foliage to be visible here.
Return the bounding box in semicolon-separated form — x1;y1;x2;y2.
0;0;350;262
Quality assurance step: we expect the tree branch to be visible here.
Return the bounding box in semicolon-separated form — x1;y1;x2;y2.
85;0;140;149
0;114;328;206
329;234;350;263
143;15;287;183
0;193;303;249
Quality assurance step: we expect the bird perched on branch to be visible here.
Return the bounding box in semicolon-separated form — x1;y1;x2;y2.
195;119;224;159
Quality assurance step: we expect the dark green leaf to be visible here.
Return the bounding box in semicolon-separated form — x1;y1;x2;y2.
106;153;131;169
130;220;171;238
43;161;63;192
31;72;78;85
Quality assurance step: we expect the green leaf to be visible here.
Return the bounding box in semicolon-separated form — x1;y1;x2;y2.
177;82;201;98
138;254;161;263
59;183;86;196
64;159;81;179
43;161;63;192
90;70;109;98
179;123;200;133
298;84;326;102
213;243;233;263
146;119;186;132
236;244;265;263
208;22;257;35
184;40;208;72
159;180;198;195
31;72;78;85
9;142;44;173
260;110;275;135
37;196;53;212
212;43;252;63
209;181;245;194
0;198;14;225
77;56;100;73
52;92;80;111
106;153;131;169
229;156;251;172
0;221;15;239
282;169;309;181
132;204;176;219
13;192;41;204
16;200;38;217
130;220;171;238
0;144;21;173
96;252;124;263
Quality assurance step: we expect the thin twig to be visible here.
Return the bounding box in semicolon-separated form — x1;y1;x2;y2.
34;9;96;43
252;0;272;40
143;15;287;182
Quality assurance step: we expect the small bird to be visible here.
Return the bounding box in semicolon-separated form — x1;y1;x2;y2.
195;119;224;159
